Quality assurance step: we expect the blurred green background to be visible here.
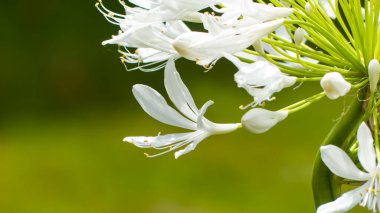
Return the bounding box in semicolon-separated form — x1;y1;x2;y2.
0;1;367;212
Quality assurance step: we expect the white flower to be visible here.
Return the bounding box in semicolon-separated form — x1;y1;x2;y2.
225;54;297;107
320;72;351;100
210;0;293;24
103;21;190;71
172;16;285;67
317;122;379;213
320;0;336;19
124;59;241;158
97;0;211;29
241;108;288;134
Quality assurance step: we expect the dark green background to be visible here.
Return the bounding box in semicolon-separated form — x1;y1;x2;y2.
0;1;367;212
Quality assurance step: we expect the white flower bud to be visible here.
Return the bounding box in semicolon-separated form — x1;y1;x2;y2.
320;72;351;100
253;41;265;55
305;3;313;14
241;108;288;134
368;59;380;93
294;28;306;46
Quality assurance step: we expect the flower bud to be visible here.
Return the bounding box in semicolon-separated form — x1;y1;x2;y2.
241;108;288;134
368;59;380;93
305;3;313;14
320;72;351;100
294;28;306;46
253;41;265;55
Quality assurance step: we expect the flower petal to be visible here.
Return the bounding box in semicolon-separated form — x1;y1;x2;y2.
124;132;194;148
320;145;370;181
196;100;214;130
317;184;364;213
174;132;209;159
132;84;196;130
164;59;199;121
357;122;376;173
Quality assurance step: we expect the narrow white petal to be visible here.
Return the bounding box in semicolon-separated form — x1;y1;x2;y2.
123;136;156;148
174;132;209;159
172;19;284;66
357;122;376;173
317;184;365;213
320;145;371;181
132;84;196;130
164;59;199;121
151;133;194;148
196;100;214;130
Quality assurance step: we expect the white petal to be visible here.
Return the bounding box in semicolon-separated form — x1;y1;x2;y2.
243;2;293;22
320;145;371;181
357;122;376;173
135;48;173;63
174;132;209;159
241;108;288;134
172;19;284;66
164;59;199;121
317;184;365;213
126;132;194;148
123;136;156;148
132;84;196;129
129;0;158;9
196;100;214;130
233;61;296;105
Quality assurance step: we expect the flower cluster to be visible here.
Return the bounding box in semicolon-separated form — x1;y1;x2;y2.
98;0;380;212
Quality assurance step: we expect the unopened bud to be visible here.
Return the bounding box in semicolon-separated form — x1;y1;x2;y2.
242;108;288;134
320;72;351;100
305;3;313;14
368;59;380;93
294;28;306;46
253;41;265;55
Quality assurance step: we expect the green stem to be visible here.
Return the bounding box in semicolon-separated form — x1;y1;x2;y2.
312;90;366;209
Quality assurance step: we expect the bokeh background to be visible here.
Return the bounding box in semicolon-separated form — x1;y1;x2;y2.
0;1;367;212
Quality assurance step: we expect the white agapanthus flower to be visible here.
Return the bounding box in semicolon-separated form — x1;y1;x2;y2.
96;0;211;29
103;21;190;71
210;0;293;24
318;122;380;213
241;108;288;134
225;54;297;107
172;16;285;67
320;72;351;100
124;59;241;158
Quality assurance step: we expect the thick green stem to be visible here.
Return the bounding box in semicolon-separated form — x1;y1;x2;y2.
312;92;365;209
